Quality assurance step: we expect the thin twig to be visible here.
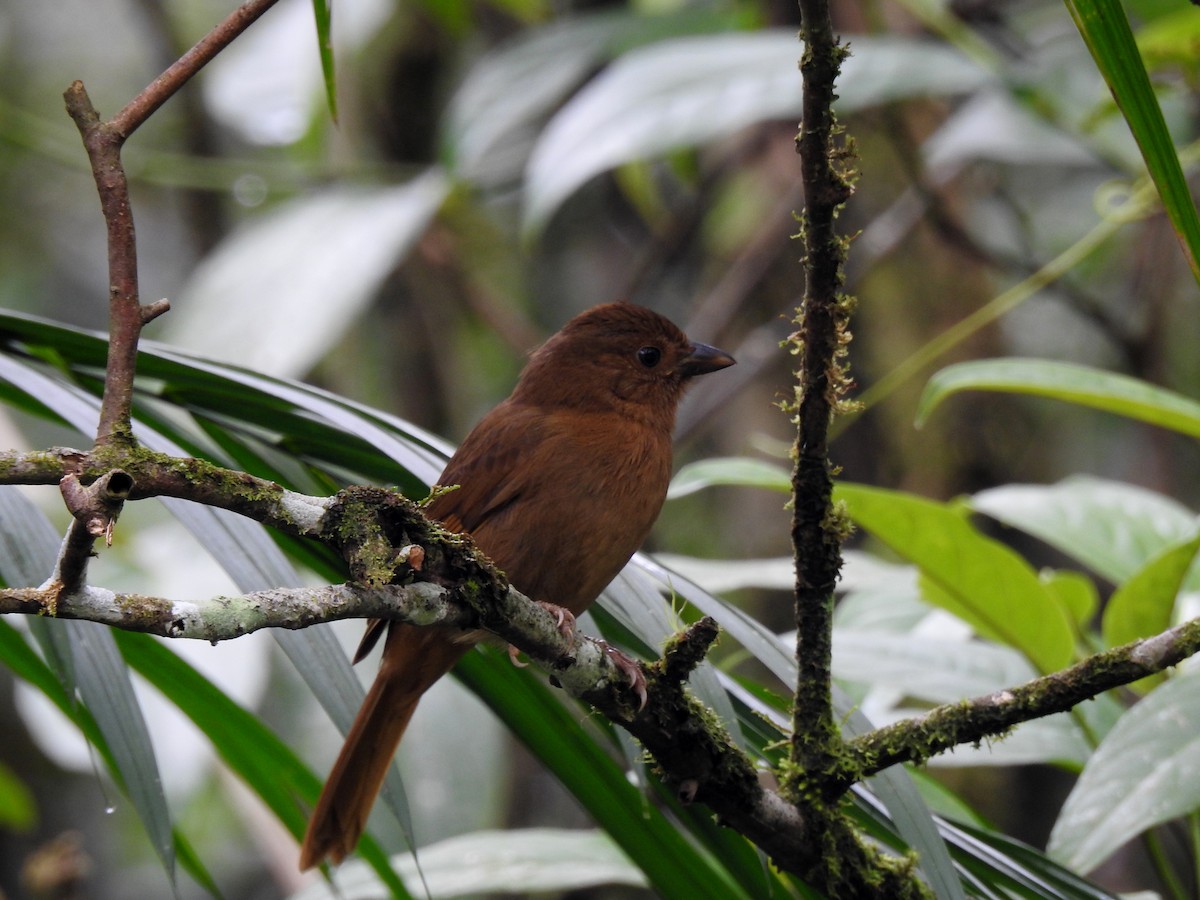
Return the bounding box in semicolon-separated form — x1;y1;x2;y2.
60;0;282;447
110;0;282;139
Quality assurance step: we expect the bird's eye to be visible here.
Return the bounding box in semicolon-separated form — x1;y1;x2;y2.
637;346;662;368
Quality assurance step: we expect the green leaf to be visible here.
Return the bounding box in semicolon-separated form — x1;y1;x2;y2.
115;631;413;898
164;176;449;378
667;456;791;499
1062;0;1200;283
1041;570;1099;629
0;760;36;831
443;9;750;187
70;622;177;882
311;0;337;121
1101;531;1200;653
290;828;646;899
523;32;991;231
455;649;755;900
971;477;1198;586
918;358;1200;437
837;484;1076;673
833;631;1038;704
833;630;1091;767
1048;667;1200;874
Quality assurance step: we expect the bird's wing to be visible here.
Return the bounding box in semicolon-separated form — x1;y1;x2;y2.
422;399;545;534
352;400;544;664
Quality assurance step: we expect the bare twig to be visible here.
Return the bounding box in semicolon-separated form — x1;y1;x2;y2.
111;0;282;138
61;0;282;447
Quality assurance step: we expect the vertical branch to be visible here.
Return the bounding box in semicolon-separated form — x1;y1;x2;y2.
60;0;281;448
785;14;933;898
63;83;143;447
788;3;856;776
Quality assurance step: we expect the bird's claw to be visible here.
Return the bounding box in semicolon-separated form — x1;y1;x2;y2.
602;642;648;710
536;601;577;643
508;603;577;668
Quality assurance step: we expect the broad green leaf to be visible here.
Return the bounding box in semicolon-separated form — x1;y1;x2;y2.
1048;667;1200;874
524;33;992;230
971;477;1198;586
443;9;750;186
667;456;791;499
291;828;646;899
833;631;1038;704
1041;570;1099;629
1063;0;1200;283
1101;531;1200;653
164;174;449;378
833;631;1092;767
837;484;1075;673
917;358;1200;438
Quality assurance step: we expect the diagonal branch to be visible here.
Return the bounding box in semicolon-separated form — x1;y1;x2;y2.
1;463;823;877
837;620;1200;790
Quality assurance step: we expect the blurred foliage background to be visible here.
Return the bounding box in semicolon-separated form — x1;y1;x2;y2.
0;0;1198;896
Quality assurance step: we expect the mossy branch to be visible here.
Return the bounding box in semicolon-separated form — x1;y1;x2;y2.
0;446;826;878
787;0;857;780
836;620;1200;790
781;0;931;893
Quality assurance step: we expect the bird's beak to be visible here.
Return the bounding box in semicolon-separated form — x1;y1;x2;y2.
679;341;736;377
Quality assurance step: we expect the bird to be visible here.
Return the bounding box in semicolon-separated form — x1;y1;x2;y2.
298;302;735;869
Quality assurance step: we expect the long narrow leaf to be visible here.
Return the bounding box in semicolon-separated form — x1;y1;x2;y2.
456;648;753;900
1062;0;1200;282
113;630;411;899
311;0;337;121
918;358;1200;438
70;622;177;884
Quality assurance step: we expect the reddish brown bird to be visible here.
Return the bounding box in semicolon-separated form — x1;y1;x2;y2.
299;302;734;868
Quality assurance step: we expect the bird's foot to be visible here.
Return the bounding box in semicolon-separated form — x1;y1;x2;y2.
536;601;577;643
600;642;648;711
507;644;529;667
508;602;578;667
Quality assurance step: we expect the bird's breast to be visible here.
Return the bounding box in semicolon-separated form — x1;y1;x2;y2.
471;415;671;614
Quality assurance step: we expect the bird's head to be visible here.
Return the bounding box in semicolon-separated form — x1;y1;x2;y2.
512;303;735;423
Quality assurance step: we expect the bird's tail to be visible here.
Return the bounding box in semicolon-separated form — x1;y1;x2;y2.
298;624;469;869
